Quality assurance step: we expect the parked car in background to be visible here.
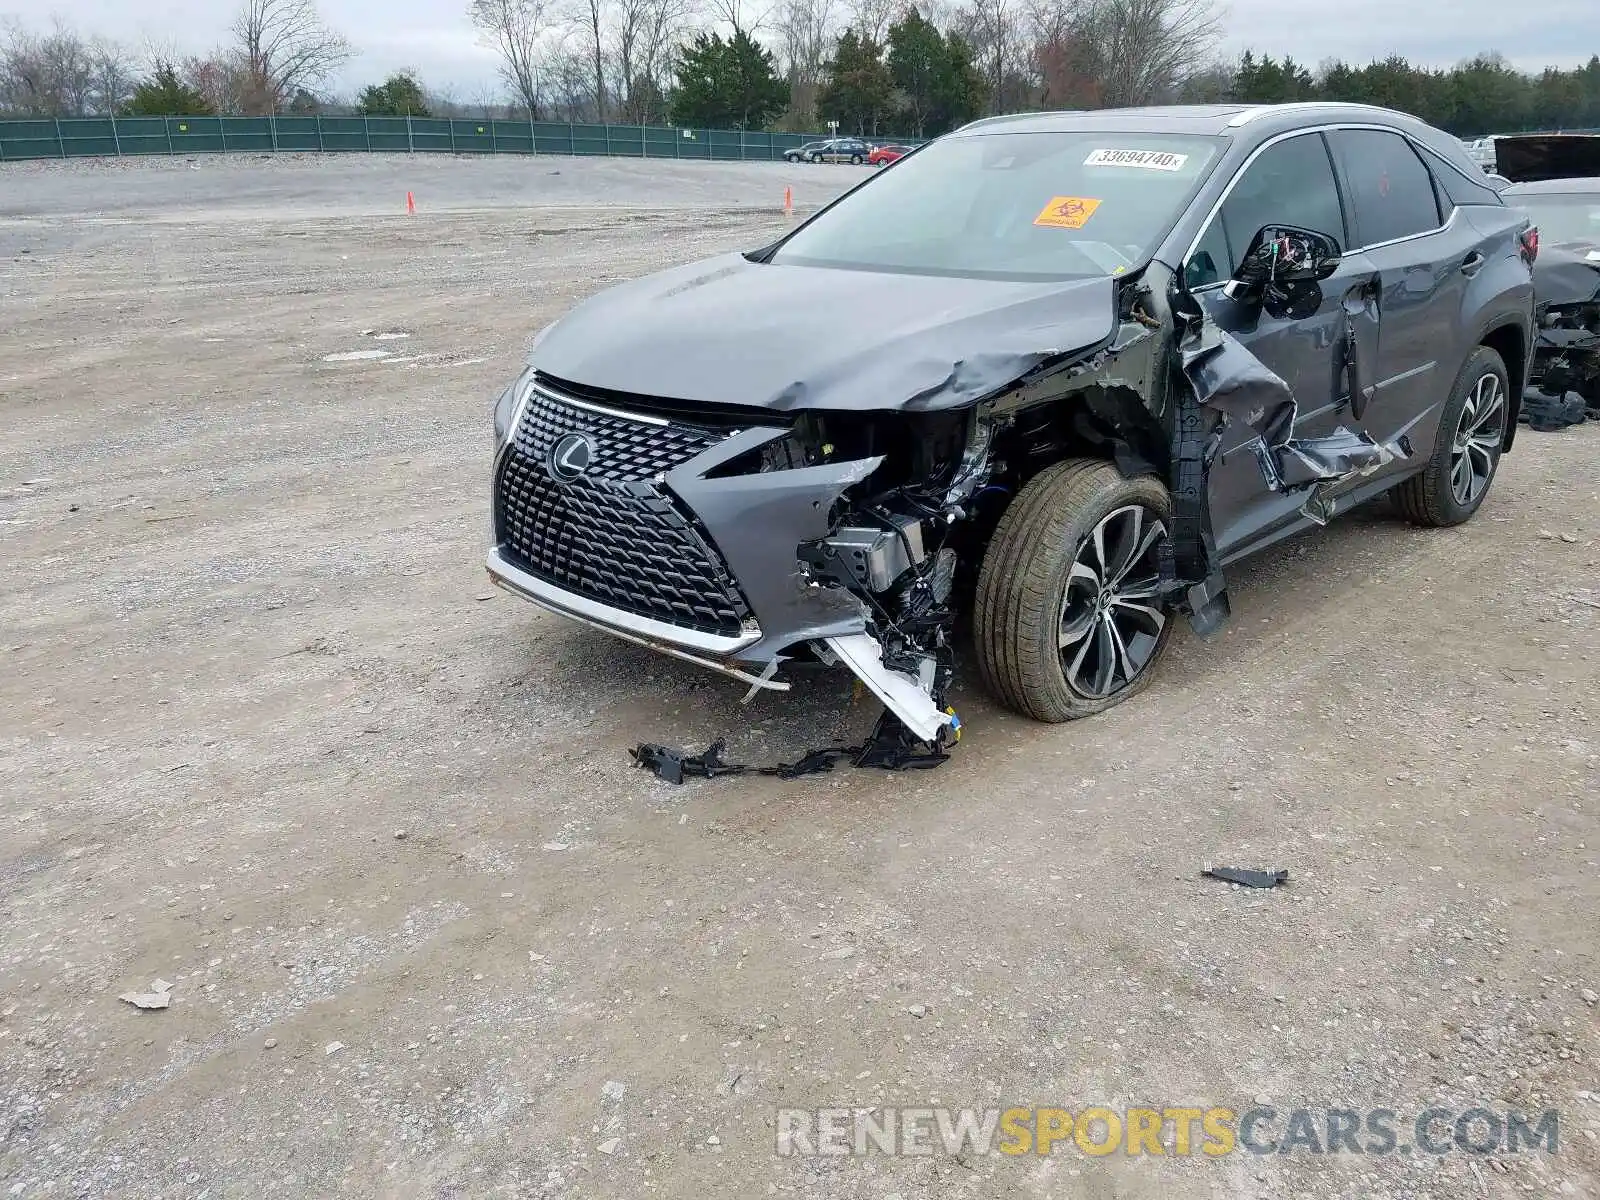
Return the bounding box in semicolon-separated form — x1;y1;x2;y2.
488;103;1535;741
785;141;830;163
813;138;871;164
868;143;913;167
1498;134;1600;417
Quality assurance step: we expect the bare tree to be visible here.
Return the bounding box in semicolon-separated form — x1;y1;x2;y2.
538;32;595;119
773;0;835;127
88;38;138;114
1;19;78;115
231;0;352;114
613;0;693;122
180;50;254;114
844;0;899;43
469;0;551;118
957;0;1025;113
1032;0;1218;108
563;0;609;121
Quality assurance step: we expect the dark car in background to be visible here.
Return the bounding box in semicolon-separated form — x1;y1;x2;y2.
814;138;871;164
784;140;830;162
488;103;1535;744
1497;134;1600;419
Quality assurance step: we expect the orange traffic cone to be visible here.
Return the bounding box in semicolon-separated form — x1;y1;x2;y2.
783;185;793;218
406;191;416;215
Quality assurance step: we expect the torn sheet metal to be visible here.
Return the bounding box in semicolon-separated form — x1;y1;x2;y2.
823;632;956;744
527;251;1119;413
1179;319;1409;525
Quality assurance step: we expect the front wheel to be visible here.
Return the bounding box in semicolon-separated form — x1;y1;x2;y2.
974;460;1175;723
1392;345;1509;527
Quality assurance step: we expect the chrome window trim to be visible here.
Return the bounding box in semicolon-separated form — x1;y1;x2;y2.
1181;122;1457;277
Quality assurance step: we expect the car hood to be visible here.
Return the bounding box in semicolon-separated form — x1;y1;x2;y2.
1534;240;1600;308
529;252;1119;413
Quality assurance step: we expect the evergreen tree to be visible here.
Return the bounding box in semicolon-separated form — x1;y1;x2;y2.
886;8;984;137
818;29;893;135
121;63;215;117
669;29;789;129
355;73;431;116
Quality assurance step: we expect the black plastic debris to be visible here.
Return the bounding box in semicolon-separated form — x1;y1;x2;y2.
629;712;954;785
1203;866;1289;889
629;739;748;785
1519;388;1588;432
758;747;855;779
851;710;952;771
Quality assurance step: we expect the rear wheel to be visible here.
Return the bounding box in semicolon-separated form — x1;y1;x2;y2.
850;153;863;164
974;459;1174;723
1393;345;1508;527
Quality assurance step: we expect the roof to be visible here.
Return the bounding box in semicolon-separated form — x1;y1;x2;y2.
952;102;1427;139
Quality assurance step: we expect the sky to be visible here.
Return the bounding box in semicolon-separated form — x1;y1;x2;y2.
4;0;1597;98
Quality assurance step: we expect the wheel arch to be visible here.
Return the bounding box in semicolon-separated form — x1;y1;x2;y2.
1476;319;1529;451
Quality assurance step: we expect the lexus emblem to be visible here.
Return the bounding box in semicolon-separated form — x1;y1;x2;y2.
548;432;596;481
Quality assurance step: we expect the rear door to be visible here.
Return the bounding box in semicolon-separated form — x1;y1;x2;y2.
1185;130;1381;559
1326;127;1477;463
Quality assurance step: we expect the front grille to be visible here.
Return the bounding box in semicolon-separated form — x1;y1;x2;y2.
495;383;752;638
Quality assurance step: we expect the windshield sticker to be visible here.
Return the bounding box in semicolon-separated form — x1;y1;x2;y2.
1034;196;1102;229
1084;148;1188;171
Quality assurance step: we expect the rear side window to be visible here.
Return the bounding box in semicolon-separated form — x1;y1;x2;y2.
1329;129;1444;247
1186;132;1345;286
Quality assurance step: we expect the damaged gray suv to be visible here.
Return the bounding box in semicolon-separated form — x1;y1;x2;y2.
488;103;1536;745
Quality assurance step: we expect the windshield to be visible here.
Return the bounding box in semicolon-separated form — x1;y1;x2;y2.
1514;192;1600;245
771;131;1224;281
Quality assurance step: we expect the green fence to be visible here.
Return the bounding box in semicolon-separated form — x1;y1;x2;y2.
0;115;893;163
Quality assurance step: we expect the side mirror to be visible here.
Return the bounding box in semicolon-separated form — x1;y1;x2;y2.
1223;225;1342;301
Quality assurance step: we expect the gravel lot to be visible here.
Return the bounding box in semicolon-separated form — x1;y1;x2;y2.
2;155;1598;1200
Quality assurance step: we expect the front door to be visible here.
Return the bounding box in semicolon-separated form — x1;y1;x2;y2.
1184;130;1378;559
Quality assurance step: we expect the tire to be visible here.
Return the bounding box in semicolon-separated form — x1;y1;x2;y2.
974;459;1175;723
850;154;863;164
1392;345;1509;527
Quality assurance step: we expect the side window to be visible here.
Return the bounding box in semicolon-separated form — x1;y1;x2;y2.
1328;129;1444;247
1186;133;1345;287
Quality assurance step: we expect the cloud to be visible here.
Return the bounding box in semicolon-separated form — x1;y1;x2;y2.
6;0;1595;96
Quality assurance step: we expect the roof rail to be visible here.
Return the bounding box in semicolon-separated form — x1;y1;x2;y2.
1225;101;1417;128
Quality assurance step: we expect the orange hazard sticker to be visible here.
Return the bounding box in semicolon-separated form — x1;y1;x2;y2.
1034;196;1101;229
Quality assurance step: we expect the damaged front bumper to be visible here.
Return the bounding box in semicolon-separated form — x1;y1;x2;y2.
488;375;960;742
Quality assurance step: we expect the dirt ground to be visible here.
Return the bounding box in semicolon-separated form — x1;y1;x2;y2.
1;156;1597;1200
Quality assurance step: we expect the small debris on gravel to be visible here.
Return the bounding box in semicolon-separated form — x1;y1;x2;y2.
117;979;173;1010
1202;866;1289;888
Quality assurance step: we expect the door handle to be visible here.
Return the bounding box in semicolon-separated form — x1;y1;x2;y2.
1460;251;1485;277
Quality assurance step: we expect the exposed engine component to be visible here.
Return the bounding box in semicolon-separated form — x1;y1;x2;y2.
800;514;927;593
